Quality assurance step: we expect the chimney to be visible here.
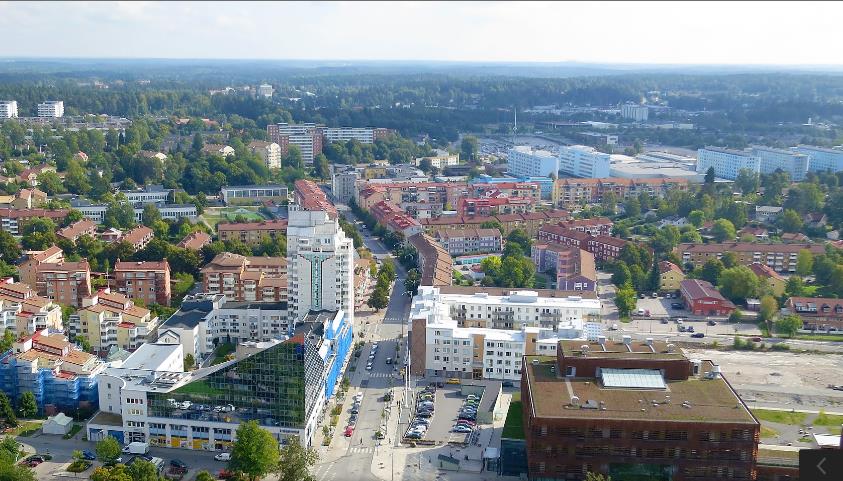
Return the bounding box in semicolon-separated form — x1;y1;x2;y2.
597;336;607;351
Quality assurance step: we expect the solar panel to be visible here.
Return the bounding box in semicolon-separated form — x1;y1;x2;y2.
600;368;666;389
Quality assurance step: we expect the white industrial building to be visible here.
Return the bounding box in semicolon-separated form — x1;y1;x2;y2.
696;147;760;180
621;103;649;121
558;145;612;178
507;146;561;178
0;101;18;119
794;145;843;173
286;206;355;323
408;287;602;382
37;101;64;118
751;146;810;181
257;84;274;98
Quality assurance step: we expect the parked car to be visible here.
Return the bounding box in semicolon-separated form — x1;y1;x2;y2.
751;337;762;342
416;411;433;418
214;453;231;462
413;418;431;426
708;320;717;326
405;432;422;439
170;460;189;470
366;363;373;371
81;451;96;461
671;302;683;309
452;425;473;433
350;406;359;414
446;378;461;384
661;319;669;324
690;333;705;338
651;292;659;298
687;326;695;333
502;381;514;387
344;426;354;437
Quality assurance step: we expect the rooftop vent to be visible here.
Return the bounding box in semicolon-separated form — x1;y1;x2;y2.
666;343;675;353
622;335;632;345
570;395;580;407
580;344;590;355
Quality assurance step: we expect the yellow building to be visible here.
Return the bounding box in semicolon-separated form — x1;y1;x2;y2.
658;261;685;292
748;262;786;297
69;291;156;355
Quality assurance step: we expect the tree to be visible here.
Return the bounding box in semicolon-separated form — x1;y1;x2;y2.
699;259;725;285
230;421;280;481
17;392;37;419
688;210;705;228
779;209;803;233
184;353;195;371
195;472;216;481
758;295;778;323
704;166;716;184
785;276;806;297
276;436;318;481
796;249;814;277
404;268;421;296
460;136;479;164
498;254;535;288
506;229;531;256
367;286;389;312
711;219;736;242
36;171;66;195
95;436;122;465
721;252;738;269
729;309;743;323
126;459;160;481
775;314;803;338
0;231;21;263
624;197;641;217
283;145;303;170
313;154;330;181
0;330;14;353
141;204;161;227
718;266;760;302
586;473;612;481
611;262;631;287
20;218;57;251
735;169;760;194
614;284;637;319
647;260;661;293
0;393;16;427
103;200;137;230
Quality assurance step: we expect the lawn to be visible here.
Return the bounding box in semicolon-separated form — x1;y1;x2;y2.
502;393;524;440
752;409;807;425
813;411;843;427
11;421;41;437
760;426;778;438
211;343;236;365
793;334;843;342
174;380;225;396
201;207;266;229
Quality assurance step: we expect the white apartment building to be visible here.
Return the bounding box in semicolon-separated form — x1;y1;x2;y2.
696;147;760;180
286;206;354;323
621;103;649;121
70;199;196;224
37;101;64;118
507;146;561;178
415;149;460;170
751;146;810;181
323;127;377;144
794;145;843;173
558;145;612;178
408;286;602;381
220;184;288;205
0;101;18;119
257;84;274;98
267;123;321;165
119;185;173;205
331;168;359;204
248;141;282;169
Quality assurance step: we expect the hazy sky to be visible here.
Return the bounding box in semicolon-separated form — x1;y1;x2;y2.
1;1;841;64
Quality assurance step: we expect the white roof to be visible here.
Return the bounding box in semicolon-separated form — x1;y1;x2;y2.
46;412;73;426
813;433;841;448
600;368;666;390
121;343;182;371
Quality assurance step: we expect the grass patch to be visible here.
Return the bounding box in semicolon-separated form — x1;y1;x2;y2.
752;409;807;426
211;343;236;366
174;380;225;396
792;334;843;342
502;393;524;440
813;410;843;427
760;426;779;438
67;460;92;473
11;421;41;437
63;424;82;439
798;436;813;443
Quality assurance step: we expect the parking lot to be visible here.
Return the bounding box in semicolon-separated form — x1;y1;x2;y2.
405;386;481;444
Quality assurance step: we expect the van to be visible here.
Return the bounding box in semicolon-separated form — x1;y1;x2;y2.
637;308;645;316
122;442;150;455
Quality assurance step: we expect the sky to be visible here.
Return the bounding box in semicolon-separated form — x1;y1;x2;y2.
1;1;842;65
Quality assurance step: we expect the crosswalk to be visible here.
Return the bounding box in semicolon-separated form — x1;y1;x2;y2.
347;446;374;454
366;371;397;378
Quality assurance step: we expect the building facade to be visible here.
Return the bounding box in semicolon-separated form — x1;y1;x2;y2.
37;101;64;118
558;145;613;179
220;184;288;205
794;145;843;173
621;103;649;121
696;147;760;180
267;123;323;165
680;279;735;316
434;228;503;256
0;101;18;119
217;220;288;245
675;242;826;273
248;141;282;169
751;146;810;181
113;261;172;307
68;291;157;356
508;146;561;178
331;168;359;204
200;253;287;303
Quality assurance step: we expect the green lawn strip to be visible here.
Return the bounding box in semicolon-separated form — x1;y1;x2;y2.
502;393;524;440
752;409;807;425
813;411;843;427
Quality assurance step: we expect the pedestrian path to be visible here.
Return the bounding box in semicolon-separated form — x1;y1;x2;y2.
348;446;375;454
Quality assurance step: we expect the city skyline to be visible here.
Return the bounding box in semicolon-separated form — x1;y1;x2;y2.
0;1;842;66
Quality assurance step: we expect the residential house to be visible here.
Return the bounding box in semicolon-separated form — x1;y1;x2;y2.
658;261;685;292
783;297;843;330
748;262;786;297
679;279;735;316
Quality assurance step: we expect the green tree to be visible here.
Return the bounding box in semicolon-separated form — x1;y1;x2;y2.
276;436;318;481
313;154;330;181
699;259;725;285
184;353;195;371
17;392;37;419
36;171;66;195
688;210;705;228
624;197;641;217
729;309;743;323
0;330;14;353
141;204;161;227
95;436;122;465
774;314;803;337
460;136;479;164
718;266;760;302
404;268;421;296
103;199;137;230
758;295;779;323
779;209;803;233
283;145;303;170
0;393;16;427
126;459;160;481
506;229;531;256
796;249;814;277
721;252;738;269
195;472;216;481
785;276;806;297
711;219;736;242
735;169;760;194
20;218;58;251
367;286;389;312
498;254;535;288
614;284;637;319
586;473;612;481
611;262;631;287
704;166;715;184
647;260;661;293
230;421;280;481
0;230;21;262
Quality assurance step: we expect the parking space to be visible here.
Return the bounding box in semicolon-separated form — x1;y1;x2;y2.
634;296;681;318
404;386;485;445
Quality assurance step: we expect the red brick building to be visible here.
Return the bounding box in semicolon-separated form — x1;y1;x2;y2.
680;279;735;316
784;296;843;331
113;260;172;306
537;226;632;262
522;338;759;481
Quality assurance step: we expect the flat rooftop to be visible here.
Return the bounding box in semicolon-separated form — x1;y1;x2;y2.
559;339;686;361
524;356;757;424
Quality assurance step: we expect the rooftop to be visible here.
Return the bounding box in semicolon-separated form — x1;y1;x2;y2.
120;343;182;371
524;356;757;424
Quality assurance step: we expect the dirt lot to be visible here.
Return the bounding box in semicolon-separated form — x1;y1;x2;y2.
683;347;843;410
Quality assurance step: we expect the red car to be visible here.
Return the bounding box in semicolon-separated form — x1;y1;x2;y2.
344;426;354;437
218;469;234;480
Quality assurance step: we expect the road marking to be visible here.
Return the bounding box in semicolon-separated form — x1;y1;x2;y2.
348;447;374;454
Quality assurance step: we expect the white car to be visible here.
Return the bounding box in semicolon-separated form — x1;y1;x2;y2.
214;453;231;461
366;364;373;371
